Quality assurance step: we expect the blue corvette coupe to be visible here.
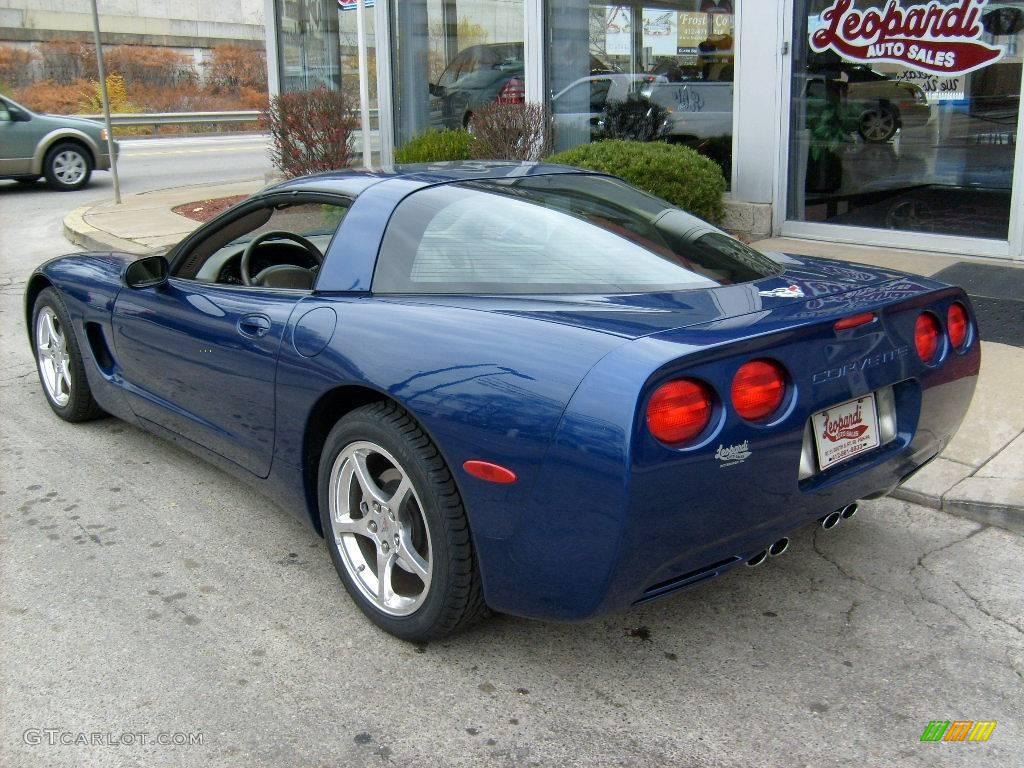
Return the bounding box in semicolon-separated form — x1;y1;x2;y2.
26;162;979;641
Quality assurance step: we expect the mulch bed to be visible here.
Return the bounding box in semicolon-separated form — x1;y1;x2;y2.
172;194;250;223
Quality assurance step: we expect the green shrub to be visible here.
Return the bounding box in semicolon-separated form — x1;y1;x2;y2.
395;129;475;163
547;140;726;224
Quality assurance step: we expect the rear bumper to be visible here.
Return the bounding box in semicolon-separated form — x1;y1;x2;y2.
475;283;980;622
487;369;973;621
95;140;118;171
611;373;970;612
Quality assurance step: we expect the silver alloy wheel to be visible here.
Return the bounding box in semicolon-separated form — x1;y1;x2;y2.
329;440;432;616
859;108;896;142
52;150;87;185
35;306;71;407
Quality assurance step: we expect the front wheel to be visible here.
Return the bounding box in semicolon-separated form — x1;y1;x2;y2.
32;288;104;421
43;142;93;191
318;402;487;641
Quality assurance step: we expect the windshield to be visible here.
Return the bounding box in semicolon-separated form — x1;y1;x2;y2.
372;174;781;295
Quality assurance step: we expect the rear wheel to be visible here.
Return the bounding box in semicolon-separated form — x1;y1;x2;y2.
858;104;899;143
43;142;92;191
318;402;487;641
32;288;104;421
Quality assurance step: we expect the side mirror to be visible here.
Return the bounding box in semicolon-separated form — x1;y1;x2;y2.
124;255;169;289
428;83;446;98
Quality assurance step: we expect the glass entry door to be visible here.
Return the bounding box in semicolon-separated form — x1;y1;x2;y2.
546;2;737;181
786;0;1023;243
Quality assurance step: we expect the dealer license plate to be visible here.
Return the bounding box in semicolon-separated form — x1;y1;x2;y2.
811;394;880;471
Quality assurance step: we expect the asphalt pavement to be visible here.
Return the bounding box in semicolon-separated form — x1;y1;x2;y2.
1;136;1022;767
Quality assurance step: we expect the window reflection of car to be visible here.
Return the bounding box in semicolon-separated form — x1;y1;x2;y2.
806;63;932;143
643;80;734;141
551;74;667;138
429;43;617;129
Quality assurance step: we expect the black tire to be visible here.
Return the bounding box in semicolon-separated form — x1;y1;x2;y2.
43;141;93;191
318;402;488;641
31;288;104;422
857;103;899;143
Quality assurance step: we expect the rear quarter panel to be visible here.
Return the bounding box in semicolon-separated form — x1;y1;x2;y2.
271;295;629;594
510;274;980;619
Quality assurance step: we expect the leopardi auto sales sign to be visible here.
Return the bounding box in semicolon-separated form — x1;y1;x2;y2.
810;0;1005;75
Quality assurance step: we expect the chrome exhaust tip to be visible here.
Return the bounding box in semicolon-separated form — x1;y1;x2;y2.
768;537;790;557
841;503;858;520
746;550;768;568
820;511;842;530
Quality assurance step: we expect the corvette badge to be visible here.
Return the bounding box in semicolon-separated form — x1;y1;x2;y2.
759;284;805;299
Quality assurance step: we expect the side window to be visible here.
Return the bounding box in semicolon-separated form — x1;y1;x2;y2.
0;101;10;122
438;51;470;88
173;200;349;283
552;81;588;114
590;79;612;111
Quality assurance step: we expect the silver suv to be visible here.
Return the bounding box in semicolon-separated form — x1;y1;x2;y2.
0;95;118;191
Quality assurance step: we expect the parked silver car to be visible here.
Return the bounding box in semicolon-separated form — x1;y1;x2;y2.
0;94;118;191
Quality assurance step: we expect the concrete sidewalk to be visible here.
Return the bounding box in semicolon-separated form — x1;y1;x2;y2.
61;187;1024;533
63;179;265;255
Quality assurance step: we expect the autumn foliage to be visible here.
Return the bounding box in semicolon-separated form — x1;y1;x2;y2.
3;42;267;117
0;45;37;89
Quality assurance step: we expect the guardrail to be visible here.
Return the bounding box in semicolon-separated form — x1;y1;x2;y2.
73;109;381;133
74;110;261;132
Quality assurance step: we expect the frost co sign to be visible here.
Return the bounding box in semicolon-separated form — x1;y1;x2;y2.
810;0;1005;75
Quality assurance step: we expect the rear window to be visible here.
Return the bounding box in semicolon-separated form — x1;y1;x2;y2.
372;174;780;295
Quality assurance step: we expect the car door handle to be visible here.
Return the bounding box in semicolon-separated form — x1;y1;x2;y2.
237;313;271;338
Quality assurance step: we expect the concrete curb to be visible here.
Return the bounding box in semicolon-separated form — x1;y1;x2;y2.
890;485;1024;535
63;203;156;256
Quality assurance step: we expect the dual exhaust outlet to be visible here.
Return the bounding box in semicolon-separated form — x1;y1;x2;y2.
745;503;858;568
745;537;790;568
819;502;858;531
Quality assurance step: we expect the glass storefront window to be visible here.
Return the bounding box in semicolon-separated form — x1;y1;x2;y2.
546;2;736;184
277;0;341;92
275;0;377;161
391;1;526;147
787;0;1022;241
276;1;377;104
338;2;378;110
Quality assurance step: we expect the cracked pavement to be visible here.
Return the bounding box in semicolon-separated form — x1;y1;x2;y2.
2;159;1023;767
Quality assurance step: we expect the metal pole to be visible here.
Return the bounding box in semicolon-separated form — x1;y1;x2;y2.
89;0;121;204
355;0;373;169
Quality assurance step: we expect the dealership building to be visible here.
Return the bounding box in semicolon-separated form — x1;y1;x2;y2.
263;0;1024;261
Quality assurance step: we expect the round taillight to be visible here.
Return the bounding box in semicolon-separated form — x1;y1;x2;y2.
647;379;714;445
915;312;942;363
947;302;969;350
731;359;787;422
